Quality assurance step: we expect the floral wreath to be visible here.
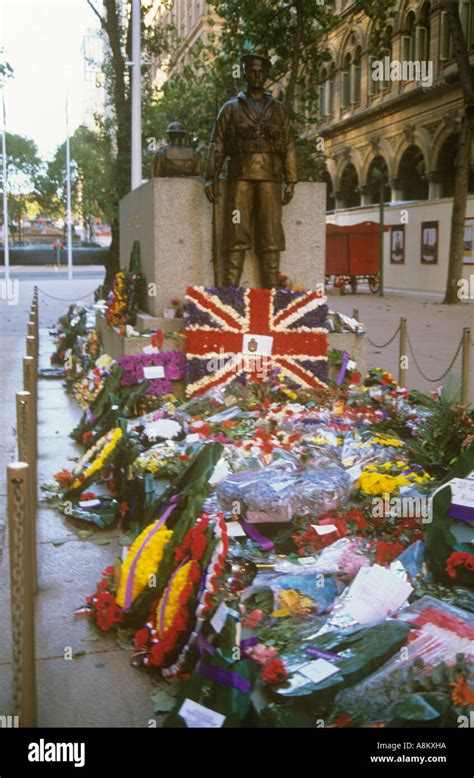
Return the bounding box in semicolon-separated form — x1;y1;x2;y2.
65;427;124;496
133;513;229;677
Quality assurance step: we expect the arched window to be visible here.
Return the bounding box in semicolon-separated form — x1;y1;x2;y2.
328;63;336;115
352;46;361;104
401;11;417;67
417;3;431;61
339;163;361;208
367;156;391;204
341;52;352;109
318;68;329;118
398;145;429;200
368;26;392;96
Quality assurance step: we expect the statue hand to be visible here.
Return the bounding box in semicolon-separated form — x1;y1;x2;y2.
282;182;295;205
204;180;218;204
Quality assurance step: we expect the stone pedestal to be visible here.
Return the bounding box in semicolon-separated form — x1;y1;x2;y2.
119;178;326;318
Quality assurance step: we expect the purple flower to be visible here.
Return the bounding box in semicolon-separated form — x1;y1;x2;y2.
117;352;185;395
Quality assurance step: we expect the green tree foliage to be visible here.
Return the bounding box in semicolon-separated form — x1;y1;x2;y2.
1;132;42;243
36;124;113;241
86;0;175;284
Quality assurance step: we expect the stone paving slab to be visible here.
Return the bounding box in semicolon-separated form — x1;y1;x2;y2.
35;651;156;728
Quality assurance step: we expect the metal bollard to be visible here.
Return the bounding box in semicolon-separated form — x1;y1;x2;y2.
27;321;38;360
26;335;36;363
462;328;471;407
398;317;407;388
22;357;37;460
29;310;39;341
16;392;37;595
7;462;37;727
352;308;359;322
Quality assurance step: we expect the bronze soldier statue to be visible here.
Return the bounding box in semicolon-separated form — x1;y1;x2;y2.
204;53;298;288
151;121;201;178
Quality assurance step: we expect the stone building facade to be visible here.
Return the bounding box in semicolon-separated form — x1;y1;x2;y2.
314;0;474;212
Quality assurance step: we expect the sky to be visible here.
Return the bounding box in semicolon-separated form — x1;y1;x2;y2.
1;0;103;160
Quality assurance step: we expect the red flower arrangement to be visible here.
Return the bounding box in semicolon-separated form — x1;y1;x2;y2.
54;469;73;488
373;540;406;566
445;551;474;580
261;658;288;685
77;566;123;632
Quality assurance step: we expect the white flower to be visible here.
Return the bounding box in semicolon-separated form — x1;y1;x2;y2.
144;419;182;441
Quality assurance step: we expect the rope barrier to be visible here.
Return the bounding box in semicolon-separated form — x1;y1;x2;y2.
406;331;464;383
366;325;401;350
36;287;96;302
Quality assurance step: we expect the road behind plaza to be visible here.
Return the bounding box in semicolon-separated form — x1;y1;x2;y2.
0;267;472;726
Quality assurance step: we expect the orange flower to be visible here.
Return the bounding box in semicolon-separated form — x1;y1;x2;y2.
452;675;474;706
54;469;73;488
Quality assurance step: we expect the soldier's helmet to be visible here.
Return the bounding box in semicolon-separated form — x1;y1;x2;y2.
166;121;186;137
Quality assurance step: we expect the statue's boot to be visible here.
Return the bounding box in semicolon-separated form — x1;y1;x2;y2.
260;251;281;289
223;250;245;287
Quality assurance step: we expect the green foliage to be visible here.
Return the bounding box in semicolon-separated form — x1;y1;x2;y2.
404;384;474;479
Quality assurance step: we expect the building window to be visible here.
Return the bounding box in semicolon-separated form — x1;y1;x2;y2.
460;0;474;48
390;226;405;264
352;47;361;104
401;11;416;73
341;53;352;109
318;68;329;118
421;221;439;264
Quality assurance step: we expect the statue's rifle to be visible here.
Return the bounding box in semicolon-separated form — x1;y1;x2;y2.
211;170;219;286
211;89;220;286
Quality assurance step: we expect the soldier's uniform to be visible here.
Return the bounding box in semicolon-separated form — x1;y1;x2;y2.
206;89;297;288
151;121;201;178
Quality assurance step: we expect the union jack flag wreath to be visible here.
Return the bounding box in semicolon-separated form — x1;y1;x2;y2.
184;286;329;398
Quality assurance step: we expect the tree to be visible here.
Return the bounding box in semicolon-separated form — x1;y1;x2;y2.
86;0;174;286
37;124;114;242
443;5;474;304
1;132;41;243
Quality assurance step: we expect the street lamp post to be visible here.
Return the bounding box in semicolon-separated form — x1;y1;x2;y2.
1;89;9;282
372;168;385;298
65;98;73;281
131;0;142;191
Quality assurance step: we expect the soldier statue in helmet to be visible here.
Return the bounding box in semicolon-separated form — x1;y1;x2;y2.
204;53;298;288
150;121;202;178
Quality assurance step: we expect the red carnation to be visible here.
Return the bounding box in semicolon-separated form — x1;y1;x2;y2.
95;591;122;631
134;627;150;650
261;658;288;685
446;551;474;580
82;431;93;444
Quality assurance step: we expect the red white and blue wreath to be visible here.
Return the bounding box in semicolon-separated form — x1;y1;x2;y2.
184;286;329;397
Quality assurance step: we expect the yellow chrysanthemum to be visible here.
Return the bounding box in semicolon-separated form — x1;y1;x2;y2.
71;428;123;489
156;560;193;636
116;523;173;608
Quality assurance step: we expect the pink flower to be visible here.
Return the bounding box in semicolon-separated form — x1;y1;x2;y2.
243;609;263;629
248;643;277;666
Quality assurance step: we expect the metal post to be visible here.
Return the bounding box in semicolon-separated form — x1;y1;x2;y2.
65;98;73;280
16;391;37;594
131;0;142;190
23;355;37;436
352;308;359;321
399;316;407;388
26;335;36;362
7;461;37;726
379;176;384;298
1;89;9;283
462;327;471;406
27;321;38;360
29;310;38;342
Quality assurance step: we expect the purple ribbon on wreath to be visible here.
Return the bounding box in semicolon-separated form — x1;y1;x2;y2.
122;493;180;611
336;351;350;386
239;518;275;552
197;664;252;694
